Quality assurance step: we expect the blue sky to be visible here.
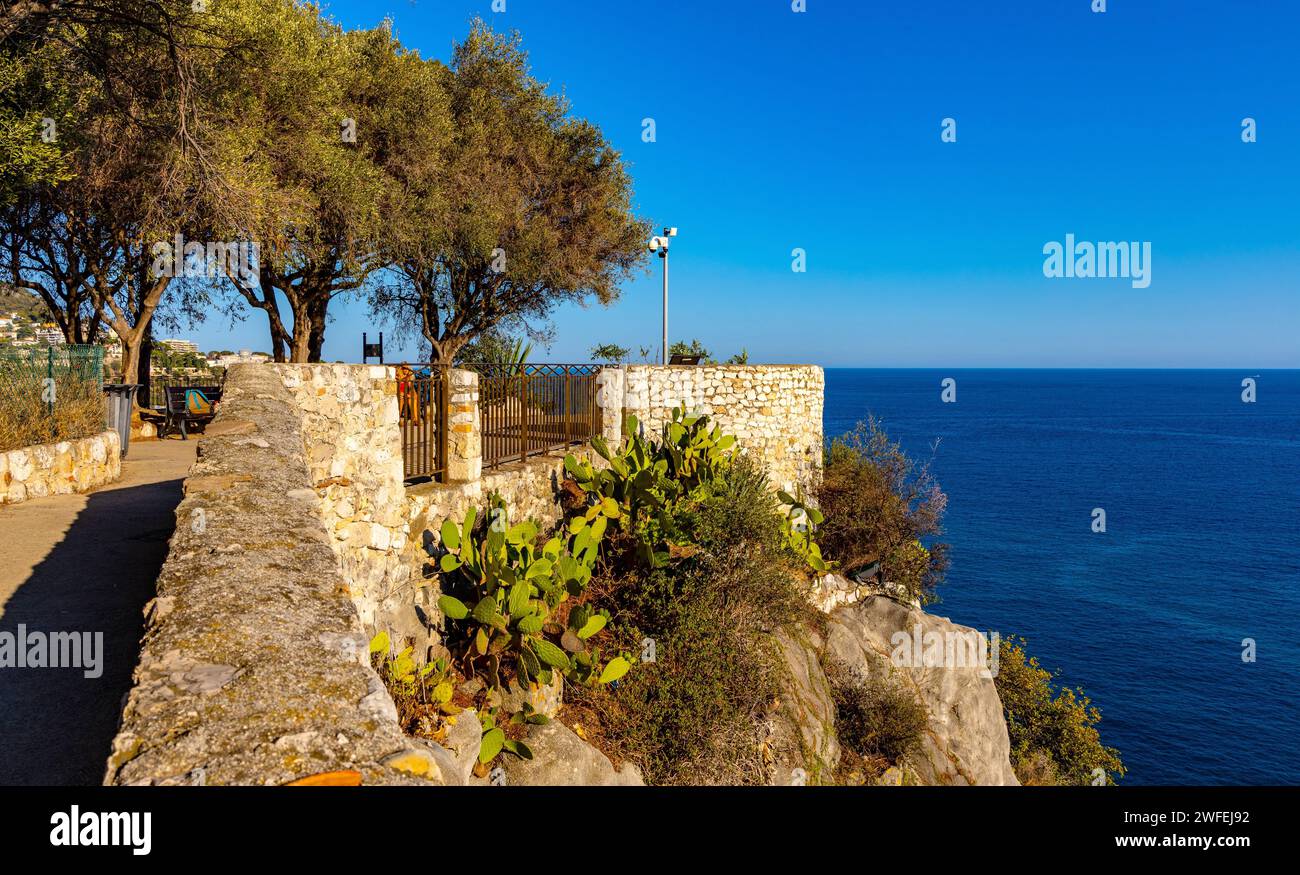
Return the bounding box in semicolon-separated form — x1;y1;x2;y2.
191;0;1299;367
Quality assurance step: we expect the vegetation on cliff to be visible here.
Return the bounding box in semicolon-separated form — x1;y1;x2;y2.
380;408;1123;786
995;636;1126;785
816;419;950;605
569;450;816;784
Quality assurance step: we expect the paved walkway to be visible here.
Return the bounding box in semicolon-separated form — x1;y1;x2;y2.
0;438;196;785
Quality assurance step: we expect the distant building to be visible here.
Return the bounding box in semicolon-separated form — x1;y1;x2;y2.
33;325;64;346
208;350;271;368
159;338;200;355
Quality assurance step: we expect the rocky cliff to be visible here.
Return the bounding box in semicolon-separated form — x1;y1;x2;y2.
769;576;1019;786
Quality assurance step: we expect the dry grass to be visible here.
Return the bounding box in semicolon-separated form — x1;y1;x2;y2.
0;369;105;452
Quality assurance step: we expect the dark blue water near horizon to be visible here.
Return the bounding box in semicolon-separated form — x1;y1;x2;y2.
822;369;1300;785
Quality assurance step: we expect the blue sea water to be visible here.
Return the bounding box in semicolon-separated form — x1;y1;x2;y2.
822;369;1300;785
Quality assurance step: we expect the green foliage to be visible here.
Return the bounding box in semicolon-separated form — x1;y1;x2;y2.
459;332;533;405
817;418;950;604
369;631;454;706
589;342;630;364
374;20;649;363
476;709;541;765
995;636;1125;786
776;487;833;573
368;631;461;741
668;339;712;362
827;662;928;767
566;452;814;785
590;592;782;785
435;496;628;694
564;405;736;566
457;331;532;370
723;349;749;365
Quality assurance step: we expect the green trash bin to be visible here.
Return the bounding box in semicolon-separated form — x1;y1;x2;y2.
102;384;140;458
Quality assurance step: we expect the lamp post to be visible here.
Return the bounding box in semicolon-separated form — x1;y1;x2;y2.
648;227;677;365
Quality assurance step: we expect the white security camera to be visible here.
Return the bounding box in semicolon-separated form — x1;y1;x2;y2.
648;237;661;252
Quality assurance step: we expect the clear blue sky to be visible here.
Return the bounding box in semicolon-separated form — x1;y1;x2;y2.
189;0;1299;367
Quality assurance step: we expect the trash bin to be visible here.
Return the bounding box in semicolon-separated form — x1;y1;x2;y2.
102;384;140;459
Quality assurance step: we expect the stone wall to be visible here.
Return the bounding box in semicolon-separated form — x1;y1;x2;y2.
617;365;824;494
105;364;432;785
269;364;412;632
407;446;595;560
0;429;120;505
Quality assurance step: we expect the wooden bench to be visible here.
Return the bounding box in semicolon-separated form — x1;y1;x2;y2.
161;385;223;439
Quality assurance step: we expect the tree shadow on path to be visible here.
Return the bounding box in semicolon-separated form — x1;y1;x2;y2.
0;475;181;785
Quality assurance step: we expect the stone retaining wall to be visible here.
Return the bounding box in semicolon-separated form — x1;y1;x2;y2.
616;365;824;494
0;430;120;504
105;364;429;785
270;364;412;632
108;360;828;784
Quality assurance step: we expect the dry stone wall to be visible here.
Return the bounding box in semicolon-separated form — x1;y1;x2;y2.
105;364;428;785
270;364;412;633
618;365;824;494
0;430;120;504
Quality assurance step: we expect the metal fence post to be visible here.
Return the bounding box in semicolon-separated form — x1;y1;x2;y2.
519;367;528;464
438;366;450;481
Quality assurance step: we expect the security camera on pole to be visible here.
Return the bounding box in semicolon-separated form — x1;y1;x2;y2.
648;227;677;365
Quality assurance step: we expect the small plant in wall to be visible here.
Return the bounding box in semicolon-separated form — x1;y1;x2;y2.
477;708;541;766
435;495;631;696
369;631;462;740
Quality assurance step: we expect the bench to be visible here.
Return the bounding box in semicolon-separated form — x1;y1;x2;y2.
161;385;223;439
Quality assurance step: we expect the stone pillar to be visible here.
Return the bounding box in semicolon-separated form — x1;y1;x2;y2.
594;367;624;449
447;368;481;482
622;366;650;435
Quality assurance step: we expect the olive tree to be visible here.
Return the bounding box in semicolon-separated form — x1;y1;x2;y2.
373;22;648;363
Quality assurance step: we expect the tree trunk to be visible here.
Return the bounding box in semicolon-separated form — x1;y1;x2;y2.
288;289;331;362
288;303;312;362
429;336;465;365
306;296;329;362
135;326;152;410
119;337;140;396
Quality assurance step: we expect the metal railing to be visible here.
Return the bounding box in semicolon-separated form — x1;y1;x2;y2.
466;363;600;470
396;363;601;482
398;364;448;483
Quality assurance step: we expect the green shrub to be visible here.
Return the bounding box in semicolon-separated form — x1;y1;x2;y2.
368;631;462;741
994;635;1125;785
434;496;629;694
776;486;833;573
568;453;814;785
589;593;781;785
827;661;928;767
564;406;736;566
816;418;949;604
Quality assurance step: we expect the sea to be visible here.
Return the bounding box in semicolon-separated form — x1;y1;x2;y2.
822;369;1300;785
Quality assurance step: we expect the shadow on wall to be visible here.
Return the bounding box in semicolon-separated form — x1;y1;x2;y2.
0;476;182;785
